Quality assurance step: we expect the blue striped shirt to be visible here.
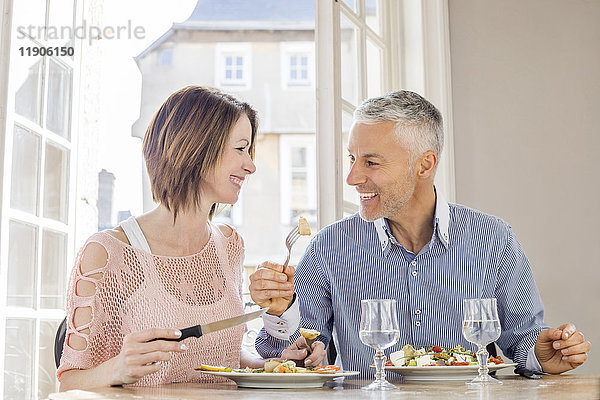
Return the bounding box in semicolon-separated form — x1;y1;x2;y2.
255;193;549;378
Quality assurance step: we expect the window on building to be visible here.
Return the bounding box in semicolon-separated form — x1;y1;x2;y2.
289;55;308;84
279;135;317;226
157;47;173;66
280;42;314;88
215;43;251;88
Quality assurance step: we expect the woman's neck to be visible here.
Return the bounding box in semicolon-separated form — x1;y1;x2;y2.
136;204;213;257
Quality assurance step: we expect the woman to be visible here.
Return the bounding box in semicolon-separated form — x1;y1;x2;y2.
57;86;270;389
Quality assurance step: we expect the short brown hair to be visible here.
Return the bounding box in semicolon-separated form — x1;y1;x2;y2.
143;86;258;220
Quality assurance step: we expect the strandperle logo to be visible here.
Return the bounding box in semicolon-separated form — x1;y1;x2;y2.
16;20;146;45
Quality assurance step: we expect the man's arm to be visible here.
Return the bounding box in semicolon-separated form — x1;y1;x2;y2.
494;226;549;367
494;226;590;373
251;238;333;365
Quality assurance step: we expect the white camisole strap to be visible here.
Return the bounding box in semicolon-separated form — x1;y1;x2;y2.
120;216;152;253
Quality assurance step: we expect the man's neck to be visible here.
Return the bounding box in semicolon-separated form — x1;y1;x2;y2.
386;185;436;254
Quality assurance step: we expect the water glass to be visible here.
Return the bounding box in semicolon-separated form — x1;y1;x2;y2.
462;298;502;385
359;299;400;390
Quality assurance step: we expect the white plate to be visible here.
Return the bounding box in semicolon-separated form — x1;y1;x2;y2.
384;363;517;381
197;370;360;388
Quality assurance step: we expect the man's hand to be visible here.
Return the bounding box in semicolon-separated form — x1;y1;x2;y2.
535;323;591;374
249;261;295;316
281;336;326;367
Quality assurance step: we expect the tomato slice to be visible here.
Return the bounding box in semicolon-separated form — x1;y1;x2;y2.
314;365;341;374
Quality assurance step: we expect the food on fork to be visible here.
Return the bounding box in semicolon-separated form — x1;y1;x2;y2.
388;344;504;367
298;216;311;236
299;328;320;349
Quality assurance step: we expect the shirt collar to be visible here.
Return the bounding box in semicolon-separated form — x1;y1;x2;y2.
373;187;450;252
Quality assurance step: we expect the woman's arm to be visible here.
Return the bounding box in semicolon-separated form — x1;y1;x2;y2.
59;242;185;391
239;347;266;369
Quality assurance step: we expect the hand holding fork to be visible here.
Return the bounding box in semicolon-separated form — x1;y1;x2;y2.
248;218;311;316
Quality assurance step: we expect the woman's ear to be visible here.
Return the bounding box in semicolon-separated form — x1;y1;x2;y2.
418;151;438;178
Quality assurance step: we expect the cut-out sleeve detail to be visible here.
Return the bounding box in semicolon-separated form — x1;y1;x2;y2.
57;235;110;380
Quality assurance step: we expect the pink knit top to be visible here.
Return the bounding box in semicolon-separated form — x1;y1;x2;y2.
56;224;245;385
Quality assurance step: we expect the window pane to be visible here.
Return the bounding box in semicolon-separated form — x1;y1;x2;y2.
12;0;46;38
14;49;43;124
236;56;243;66
10;125;41;215
158;48;173;66
291;147;306;168
366;38;383;98
225;56;232;66
41;229;67;309
46;58;72;139
236;69;243;80
341;0;356;12
38;320;60;398
342;111;359;209
47;0;75;47
365;0;382;35
7;221;38;308
340;14;359;106
4;319;35;400
43;141;70;222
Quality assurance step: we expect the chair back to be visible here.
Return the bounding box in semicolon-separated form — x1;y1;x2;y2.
54;317;67;368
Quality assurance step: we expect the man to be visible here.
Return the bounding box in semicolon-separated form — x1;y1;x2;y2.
249;90;591;378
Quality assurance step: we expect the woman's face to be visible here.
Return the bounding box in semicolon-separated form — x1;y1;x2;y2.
203;114;256;205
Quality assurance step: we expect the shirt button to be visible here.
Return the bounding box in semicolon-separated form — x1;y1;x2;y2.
443;233;448;240
415;309;421;315
278;329;287;334
415;321;421;327
411;271;417;277
277;321;284;326
410;261;417;266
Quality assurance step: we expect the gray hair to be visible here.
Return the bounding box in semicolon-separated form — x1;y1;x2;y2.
354;90;444;169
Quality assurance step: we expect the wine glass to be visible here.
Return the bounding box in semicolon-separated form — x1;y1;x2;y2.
462;298;502;385
359;299;400;391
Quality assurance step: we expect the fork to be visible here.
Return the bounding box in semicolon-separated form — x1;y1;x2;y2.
282;225;301;271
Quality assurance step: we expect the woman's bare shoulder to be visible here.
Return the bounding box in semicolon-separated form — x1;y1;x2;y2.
103;226;131;245
214;223;234;238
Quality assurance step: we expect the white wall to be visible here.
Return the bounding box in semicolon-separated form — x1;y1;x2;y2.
449;0;599;373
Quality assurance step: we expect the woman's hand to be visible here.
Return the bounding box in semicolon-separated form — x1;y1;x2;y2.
109;328;187;385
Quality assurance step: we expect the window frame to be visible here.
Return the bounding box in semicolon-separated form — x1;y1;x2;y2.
315;0;455;229
0;0;81;396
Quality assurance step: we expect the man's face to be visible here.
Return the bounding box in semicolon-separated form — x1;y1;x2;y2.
346;121;417;221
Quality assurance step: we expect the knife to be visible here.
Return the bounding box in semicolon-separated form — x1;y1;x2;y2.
151;308;268;342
